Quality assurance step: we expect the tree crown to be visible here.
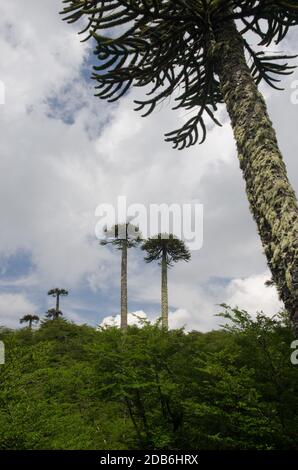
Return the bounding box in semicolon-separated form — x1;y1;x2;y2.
100;223;142;249
62;0;298;149
20;314;40;324
48;288;69;297
142;233;191;266
46;308;63;319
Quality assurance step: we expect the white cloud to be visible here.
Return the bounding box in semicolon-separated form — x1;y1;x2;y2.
0;1;297;331
0;293;37;328
0;0;111;287
0;0;88;116
167;271;282;331
100;310;148;328
169;308;192;330
225;271;282;316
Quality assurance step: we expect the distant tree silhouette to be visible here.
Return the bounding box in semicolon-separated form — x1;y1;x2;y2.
19;314;40;329
48;288;68;319
100;223;142;330
142;234;190;329
45;308;63;320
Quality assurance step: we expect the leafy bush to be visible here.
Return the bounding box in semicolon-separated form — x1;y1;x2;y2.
0;310;297;450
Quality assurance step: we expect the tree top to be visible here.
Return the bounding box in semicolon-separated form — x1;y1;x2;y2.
100;223;142;249
142;233;191;266
62;1;298;148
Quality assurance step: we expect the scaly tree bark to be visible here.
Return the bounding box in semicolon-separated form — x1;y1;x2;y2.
62;1;298;333
214;19;298;331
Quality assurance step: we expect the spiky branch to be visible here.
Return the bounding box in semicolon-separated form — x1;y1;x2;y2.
61;0;298;149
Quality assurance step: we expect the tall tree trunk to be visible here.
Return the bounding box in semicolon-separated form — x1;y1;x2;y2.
161;251;168;329
121;242;128;330
214;19;298;334
29;319;32;329
56;295;60;316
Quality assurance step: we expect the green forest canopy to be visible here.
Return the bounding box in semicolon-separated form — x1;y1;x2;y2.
0;307;297;450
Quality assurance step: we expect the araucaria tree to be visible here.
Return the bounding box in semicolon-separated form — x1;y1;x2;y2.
48;288;68;318
142;234;190;329
19;314;40;329
46;308;63;320
62;1;298;333
100;223;142;329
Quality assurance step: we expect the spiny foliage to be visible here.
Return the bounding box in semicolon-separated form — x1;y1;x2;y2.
61;0;298;149
100;223;142;249
48;288;69;298
142;233;191;266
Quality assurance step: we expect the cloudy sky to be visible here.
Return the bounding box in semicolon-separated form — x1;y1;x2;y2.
0;1;297;330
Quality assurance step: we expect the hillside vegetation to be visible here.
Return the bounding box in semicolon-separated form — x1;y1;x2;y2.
0;308;297;450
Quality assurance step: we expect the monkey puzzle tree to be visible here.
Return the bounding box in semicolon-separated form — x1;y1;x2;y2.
19;314;40;329
100;223;142;329
61;1;298;333
142;234;190;329
48;288;69;318
45;308;63;320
